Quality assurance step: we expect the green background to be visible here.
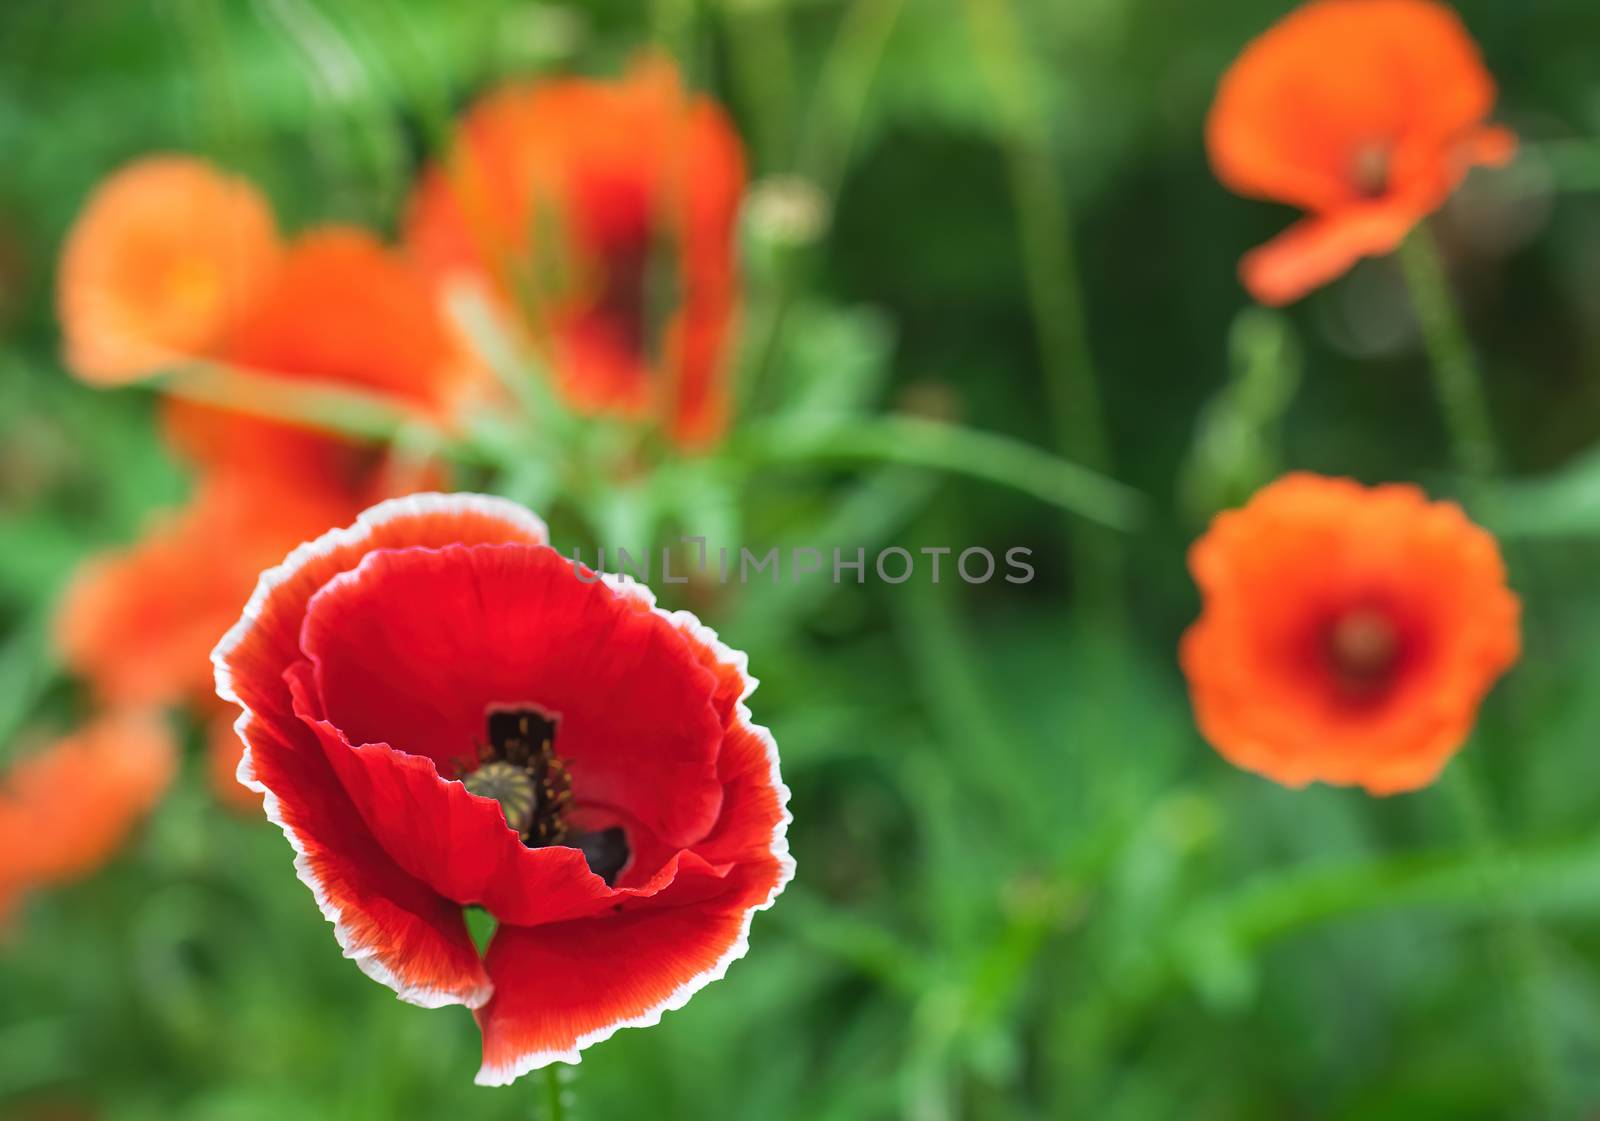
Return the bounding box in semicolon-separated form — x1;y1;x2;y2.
4;1;1600;1118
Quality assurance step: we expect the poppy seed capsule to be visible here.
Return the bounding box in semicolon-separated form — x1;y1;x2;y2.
464;761;539;835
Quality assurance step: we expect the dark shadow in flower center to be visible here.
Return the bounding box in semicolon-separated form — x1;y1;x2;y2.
1351;142;1391;199
1324;607;1401;698
462;706;630;885
590;224;681;368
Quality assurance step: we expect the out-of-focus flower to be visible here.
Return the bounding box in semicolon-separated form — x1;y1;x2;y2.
57;157;280;382
57;472;358;710
218;227;478;422
56;474;360;809
405;57;745;449
1180;473;1520;794
1207;0;1514;305
160;226;476;495
212;493;792;1082
55;170;477;809
0;712;176;923
746;175;829;250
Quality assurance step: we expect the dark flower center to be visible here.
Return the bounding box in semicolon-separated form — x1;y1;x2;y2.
1351;143;1391;199
598;241;650;360
590;226;680;367
462;706;629;884
1325;608;1401;695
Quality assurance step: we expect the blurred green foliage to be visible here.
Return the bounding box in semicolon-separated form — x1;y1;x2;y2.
5;1;1600;1119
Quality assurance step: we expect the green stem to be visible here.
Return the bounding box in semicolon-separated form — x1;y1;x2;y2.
652;0;698;73
718;0;796;170
960;0;1124;619
539;1065;567;1121
157;363;426;445
169;0;247;162
799;0;905;198
1399;225;1563;1109
1396;225;1501;483
1443;763;1567;1117
731;414;1147;531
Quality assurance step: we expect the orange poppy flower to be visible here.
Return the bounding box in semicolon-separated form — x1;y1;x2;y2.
57;156;280;382
1206;0;1515;305
162;226;475;493
1180;473;1520;794
404;56;744;448
57;473;360;813
57;471;360;710
0;712;176;922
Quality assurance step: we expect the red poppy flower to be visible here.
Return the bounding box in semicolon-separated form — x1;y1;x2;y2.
1207;0;1515;305
57;156;280;383
1180;473;1520;793
0;712;176;923
212;493;792;1081
404;57;744;448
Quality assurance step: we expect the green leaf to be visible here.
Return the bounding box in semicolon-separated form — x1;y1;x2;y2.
731;413;1146;529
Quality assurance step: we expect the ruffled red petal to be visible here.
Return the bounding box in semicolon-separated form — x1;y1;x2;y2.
464;577;791;1078
213;494;548;1007
286;660;638;926
472;860;769;1085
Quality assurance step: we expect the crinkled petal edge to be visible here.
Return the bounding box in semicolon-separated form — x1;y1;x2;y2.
210;492;550;1011
471;573;796;1086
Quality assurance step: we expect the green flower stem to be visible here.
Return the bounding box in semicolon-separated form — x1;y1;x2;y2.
1399;224;1565;1112
718;0;796;170
1443;762;1567;1117
653;0;698;72
158;363;426;445
737;0;903;418
800;0;905;199
961;0;1125;618
540;1065;567;1121
1396;224;1501;484
731;414;1147;531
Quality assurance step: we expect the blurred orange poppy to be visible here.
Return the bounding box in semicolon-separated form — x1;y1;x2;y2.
57;176;470;808
161;226;474;495
56;473;360;808
1207;0;1514;305
0;712;176;923
57;472;360;710
405;56;745;448
1180;473;1520;794
57;156;280;382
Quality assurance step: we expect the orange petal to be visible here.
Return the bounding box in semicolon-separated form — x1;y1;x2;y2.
1467;124;1518;169
57;472;360;708
222;226;480;419
1209;0;1502;209
57;156;280;384
1239;200;1422;306
0;712;176;907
